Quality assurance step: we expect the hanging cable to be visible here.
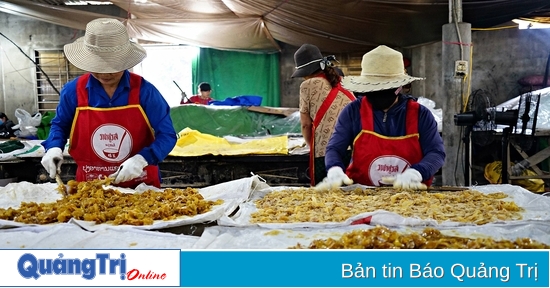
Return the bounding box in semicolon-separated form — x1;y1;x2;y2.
0;32;60;95
472;26;517;31
0;46;34;85
452;0;464;61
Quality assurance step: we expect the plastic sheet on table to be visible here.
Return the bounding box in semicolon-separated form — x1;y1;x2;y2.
0;223;91;248
219;183;550;229
0;176;264;230
0;224;200;249
70;227;200;249
196;221;550;249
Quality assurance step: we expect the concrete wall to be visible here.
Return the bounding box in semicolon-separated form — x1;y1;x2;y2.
282;28;550;109
0;13;83;121
3;12;550;118
0;4;124;121
279;42;301;108
410;27;550;108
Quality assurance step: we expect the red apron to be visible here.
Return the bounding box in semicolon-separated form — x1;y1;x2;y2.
345;97;432;186
309;78;355;185
69;73;161;188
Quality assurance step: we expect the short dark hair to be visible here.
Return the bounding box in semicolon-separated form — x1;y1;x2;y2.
199;82;211;91
0;112;7;119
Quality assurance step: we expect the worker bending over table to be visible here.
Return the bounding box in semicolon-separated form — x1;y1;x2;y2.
316;45;445;190
41;18;177;188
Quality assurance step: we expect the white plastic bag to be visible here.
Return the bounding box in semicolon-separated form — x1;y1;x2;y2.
12;108;42;138
418;97;443;132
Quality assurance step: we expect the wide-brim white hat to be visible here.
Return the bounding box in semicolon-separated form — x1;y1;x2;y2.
64;18;146;73
341;45;424;93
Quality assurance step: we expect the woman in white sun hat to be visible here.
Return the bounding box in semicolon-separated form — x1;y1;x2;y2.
41;18;177;188
316;45;445;190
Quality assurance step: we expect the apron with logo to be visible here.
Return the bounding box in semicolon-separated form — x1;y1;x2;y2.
309;77;355;186
345;97;432;186
69;73;160;188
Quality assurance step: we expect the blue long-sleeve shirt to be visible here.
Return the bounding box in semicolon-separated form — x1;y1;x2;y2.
325;95;445;181
42;71;177;165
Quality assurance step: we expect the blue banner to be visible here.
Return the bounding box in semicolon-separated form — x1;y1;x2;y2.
180;250;548;287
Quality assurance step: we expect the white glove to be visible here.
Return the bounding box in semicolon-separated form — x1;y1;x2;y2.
381;168;427;190
109;154;148;184
315;166;353;191
41;147;63;179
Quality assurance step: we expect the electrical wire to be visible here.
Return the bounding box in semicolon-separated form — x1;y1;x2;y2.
472;26;518;31
452;0;464;61
451;0;470;116
0;32;60;95
467;44;473;105
462;43;474;112
455;125;464;186
0;46;34;86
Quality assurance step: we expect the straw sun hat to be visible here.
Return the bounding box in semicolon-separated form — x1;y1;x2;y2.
341;45;424;93
64;18;146;73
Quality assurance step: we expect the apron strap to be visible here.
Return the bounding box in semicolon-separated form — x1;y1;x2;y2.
76;73;91;107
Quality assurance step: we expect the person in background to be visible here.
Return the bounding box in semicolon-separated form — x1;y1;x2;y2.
182;82;213;105
0;112;16;138
316;45;445;190
291;44;355;186
40;18;177;188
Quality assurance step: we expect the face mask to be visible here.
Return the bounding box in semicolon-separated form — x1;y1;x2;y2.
366;89;398;110
0;119;4;125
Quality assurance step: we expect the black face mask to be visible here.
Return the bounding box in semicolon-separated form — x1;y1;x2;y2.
365;90;398;110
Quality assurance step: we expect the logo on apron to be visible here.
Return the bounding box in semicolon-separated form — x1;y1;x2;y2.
91;124;133;163
368;155;410;186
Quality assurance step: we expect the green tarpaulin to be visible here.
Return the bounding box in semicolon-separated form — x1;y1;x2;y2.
170;105;300;137
192;48;280;107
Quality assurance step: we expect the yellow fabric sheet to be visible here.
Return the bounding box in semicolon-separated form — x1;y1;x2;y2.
169;128;288;157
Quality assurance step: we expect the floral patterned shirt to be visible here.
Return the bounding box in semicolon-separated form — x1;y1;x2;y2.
299;77;354;157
